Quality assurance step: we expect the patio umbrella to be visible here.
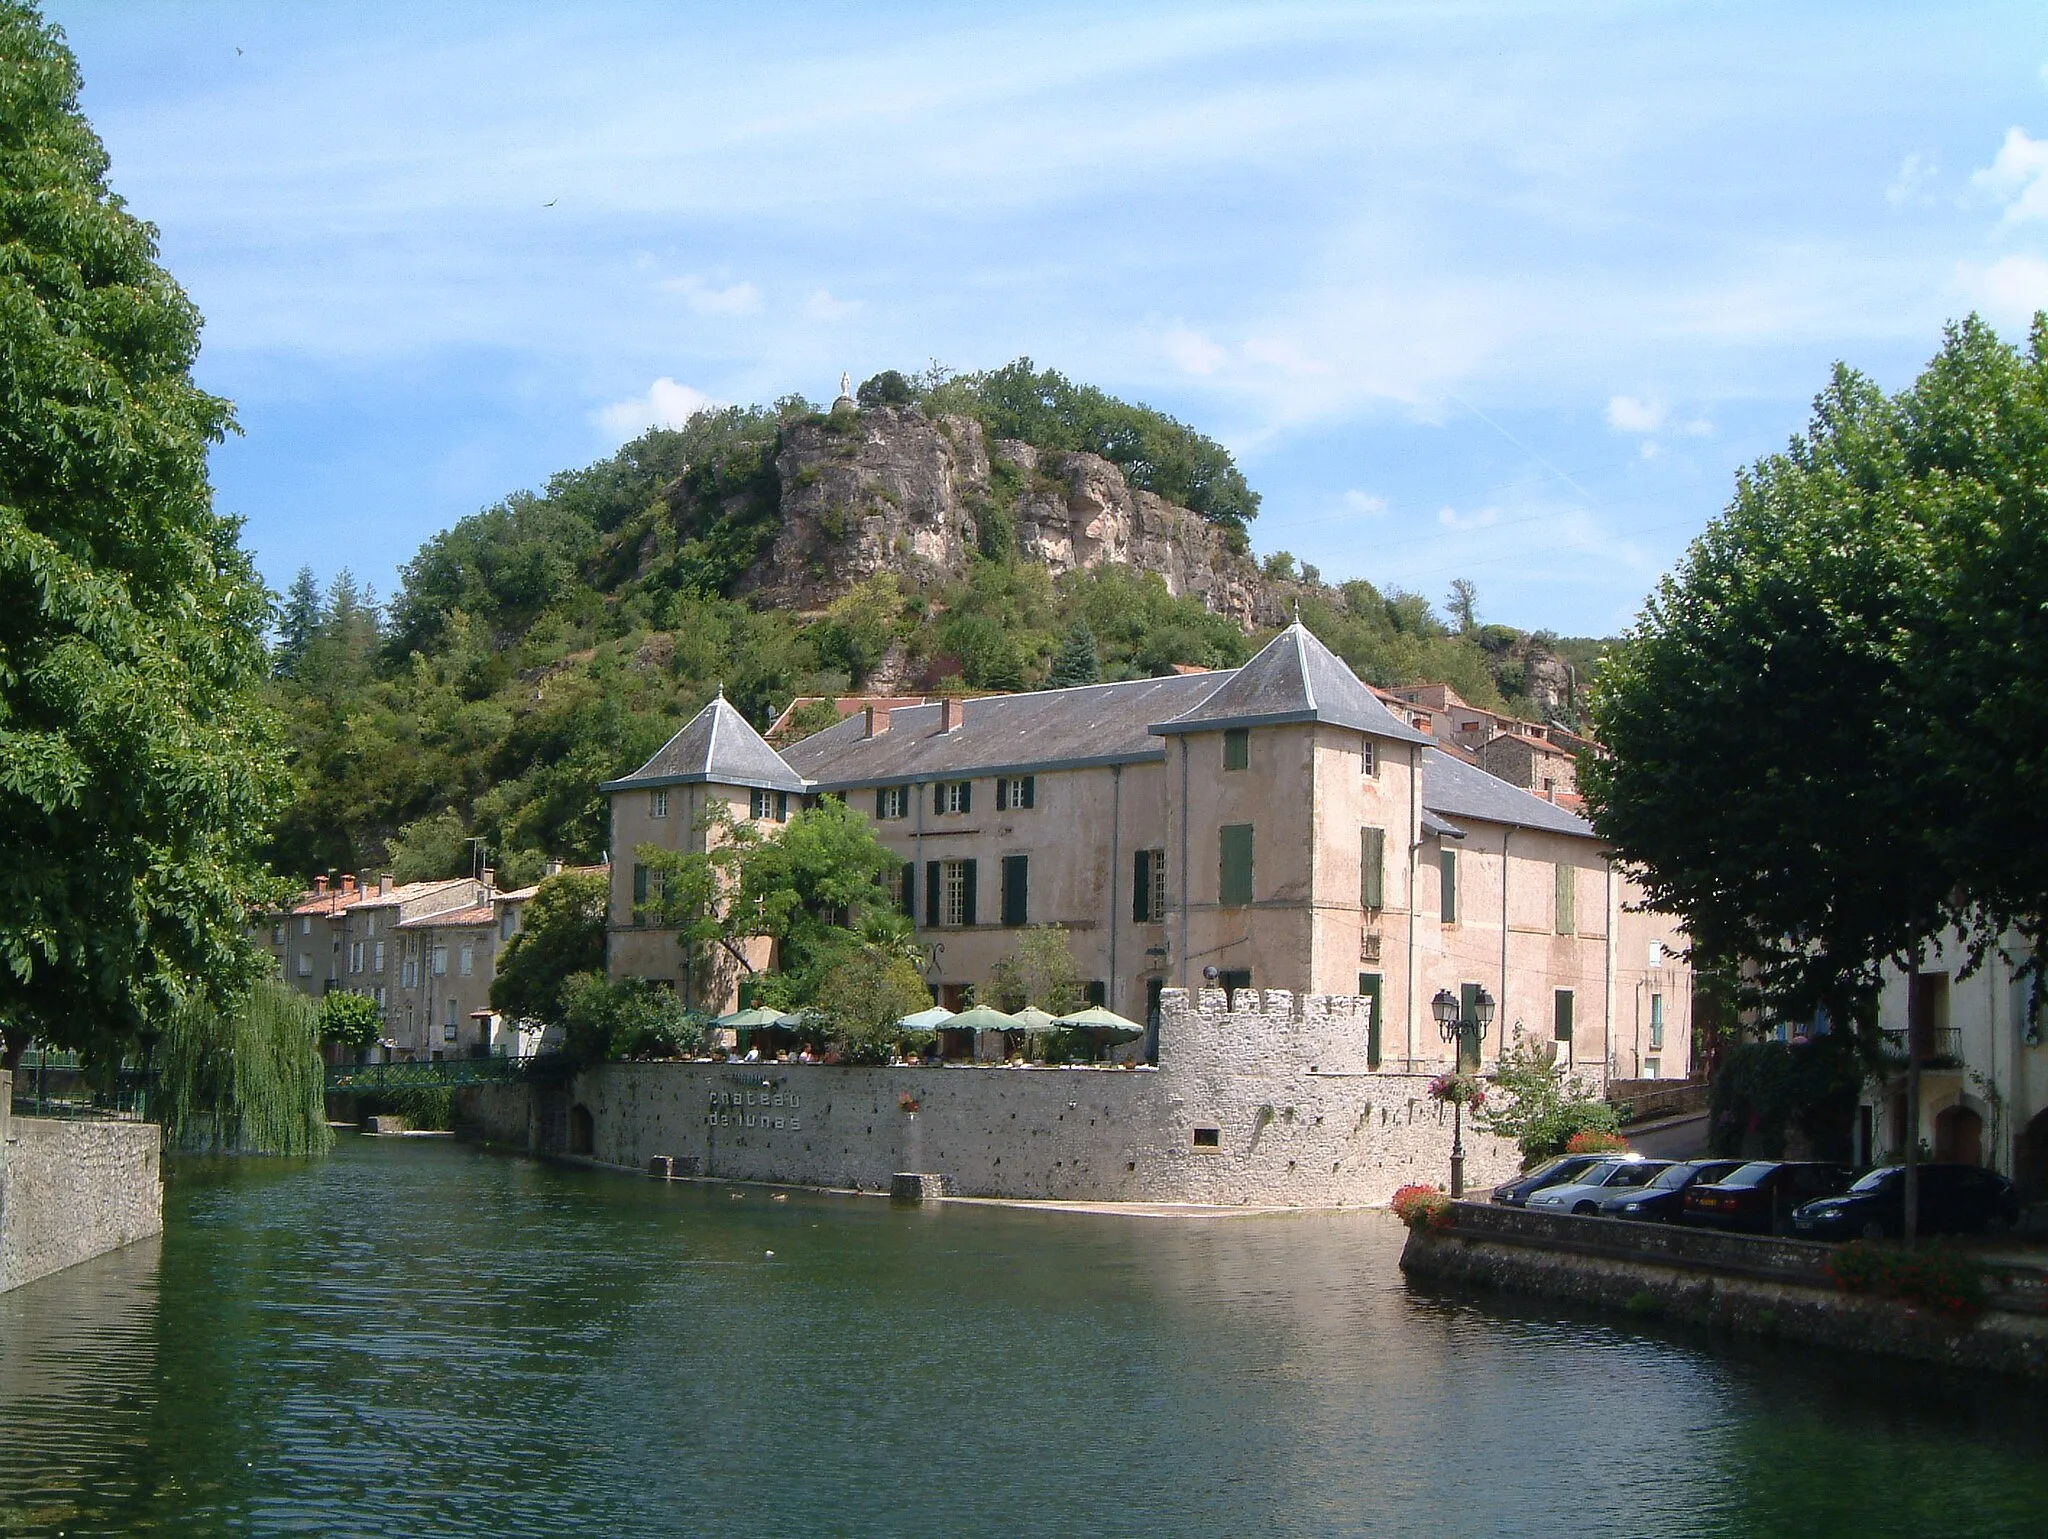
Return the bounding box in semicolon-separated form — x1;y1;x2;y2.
946;1004;1023;1034
1054;1005;1147;1045
713;1006;788;1029
1009;1006;1060;1033
897;1005;957;1030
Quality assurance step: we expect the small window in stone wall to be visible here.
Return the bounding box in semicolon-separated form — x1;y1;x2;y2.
1192;1126;1221;1149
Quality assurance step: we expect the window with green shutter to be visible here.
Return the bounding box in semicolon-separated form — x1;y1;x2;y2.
1459;981;1483;1069
1133;848;1166;922
1223;728;1249;771
1220;824;1254;905
1555;862;1576;934
1361;827;1385;910
1359;972;1383;1069
1554;988;1574;1043
1439;847;1458;924
1001;854;1029;926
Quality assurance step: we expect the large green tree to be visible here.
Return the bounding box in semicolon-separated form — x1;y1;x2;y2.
0;5;283;1068
489;870;608;1026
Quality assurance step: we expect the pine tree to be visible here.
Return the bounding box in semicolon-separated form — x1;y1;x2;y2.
274;566;322;677
1048;620;1102;688
0;5;285;1068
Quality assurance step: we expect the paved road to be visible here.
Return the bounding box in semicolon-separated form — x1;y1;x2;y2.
1626;1112;1710;1159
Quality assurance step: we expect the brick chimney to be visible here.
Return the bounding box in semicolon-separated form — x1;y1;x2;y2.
864;703;892;738
341;873;356;895
313;875;329;895
937;697;961;734
378;874;391;897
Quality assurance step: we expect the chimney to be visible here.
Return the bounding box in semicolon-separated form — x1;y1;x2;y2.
937;697;961;734
379;874;391;897
480;866;494;896
545;859;564;878
864;703;891;738
341;873;356;895
314;874;329;895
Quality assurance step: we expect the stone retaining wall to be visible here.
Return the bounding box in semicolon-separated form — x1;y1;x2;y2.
462;988;1521;1206
0;1073;164;1294
1402;1200;2048;1379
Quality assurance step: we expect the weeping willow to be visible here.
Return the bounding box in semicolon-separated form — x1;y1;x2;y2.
155;978;334;1156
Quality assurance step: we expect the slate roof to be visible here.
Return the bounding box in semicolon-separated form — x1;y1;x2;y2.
1150;623;1433;745
780;673;1226;790
602;695;806;794
1420;748;1594;837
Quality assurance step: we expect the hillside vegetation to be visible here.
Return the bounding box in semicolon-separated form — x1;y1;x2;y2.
265;364;1598;885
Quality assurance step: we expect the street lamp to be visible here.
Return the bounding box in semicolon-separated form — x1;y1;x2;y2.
1430;986;1496;1198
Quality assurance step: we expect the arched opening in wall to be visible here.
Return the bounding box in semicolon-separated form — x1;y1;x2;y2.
2016;1107;2048;1201
568;1104;594;1156
1933;1104;1983;1166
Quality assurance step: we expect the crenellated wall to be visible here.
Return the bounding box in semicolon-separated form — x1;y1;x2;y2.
466;989;1522;1207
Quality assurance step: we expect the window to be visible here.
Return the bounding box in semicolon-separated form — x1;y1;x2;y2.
935;781;972;816
632;863;666;921
750;788;789;821
996;776;1036;811
301;916;312;935
373;986;386;1010
1361;827;1385;911
1555;862;1576;935
447;999;458;1028
1649;993;1665;1050
885;862;914;917
1133;849;1167;923
1362;739;1377;778
927;859;977;927
1085;980;1107;1007
373;941;385;974
1439;847;1459;924
272;923;285;946
349;941;364;974
296;953;312;978
1219;969;1252;1006
651;788;669;819
1554;989;1574;1043
500;909;518;941
1192;1127;1221;1149
364;914;376;937
1219;824;1254;905
1648;939;1664;969
432;945;448;977
460;944;474;978
1000;854;1029;926
1223;728;1250;771
1644;1057;1661;1079
875;785;909;820
1359;972;1383;1070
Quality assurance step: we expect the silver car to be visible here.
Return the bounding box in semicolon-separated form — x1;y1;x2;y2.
1524;1157;1672;1215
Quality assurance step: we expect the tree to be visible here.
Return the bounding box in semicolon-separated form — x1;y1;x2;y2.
1262;551;1298;582
1046;620;1102;688
856;370;913;408
1475;1030;1622;1166
490;870;608;1026
318;991;383;1054
809;945;931;1064
984;925;1085;1015
0;7;286;1070
386;808;472;882
556;972;703;1064
1446;578;1479;634
274;566;322;678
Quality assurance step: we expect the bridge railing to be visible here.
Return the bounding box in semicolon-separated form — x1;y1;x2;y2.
325;1056;538;1092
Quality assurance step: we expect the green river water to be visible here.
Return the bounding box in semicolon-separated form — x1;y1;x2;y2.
2;1135;2046;1537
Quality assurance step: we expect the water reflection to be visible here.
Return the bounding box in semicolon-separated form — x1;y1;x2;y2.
0;1139;2044;1537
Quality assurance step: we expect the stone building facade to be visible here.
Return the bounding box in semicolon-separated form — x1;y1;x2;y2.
605;623;1692;1082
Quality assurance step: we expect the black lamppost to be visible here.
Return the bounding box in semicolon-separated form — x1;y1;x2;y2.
1431;986;1495;1197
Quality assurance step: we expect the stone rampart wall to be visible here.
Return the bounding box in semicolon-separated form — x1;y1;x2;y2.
467;990;1521;1206
0;1078;163;1294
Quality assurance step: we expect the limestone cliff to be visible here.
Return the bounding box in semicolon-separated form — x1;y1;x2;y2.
734;405;1284;628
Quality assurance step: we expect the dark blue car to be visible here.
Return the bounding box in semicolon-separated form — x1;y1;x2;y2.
1793;1164;2019;1241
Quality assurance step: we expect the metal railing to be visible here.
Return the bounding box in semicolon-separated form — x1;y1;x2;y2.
325;1056;535;1092
1879;1026;1964;1066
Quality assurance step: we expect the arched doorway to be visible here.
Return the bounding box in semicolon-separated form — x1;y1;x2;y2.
1933;1104;1983;1166
2016;1107;2048;1201
568;1103;594;1156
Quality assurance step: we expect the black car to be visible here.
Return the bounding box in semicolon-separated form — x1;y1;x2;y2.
1682;1161;1853;1234
1596;1159;1747;1223
1793;1163;2021;1241
1490;1153;1610;1207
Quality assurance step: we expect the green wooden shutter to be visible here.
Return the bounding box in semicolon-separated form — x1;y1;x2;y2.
1220;824;1254;905
632;864;648;904
1361;827;1385;910
1440;848;1458;924
1459;982;1482;1069
902;861;917;919
1021;775;1035;808
875;787;887;818
1359;972;1384;1070
1001;854;1028;926
934;783;945;816
960;780;972;815
926;862;941;926
1554;989;1574;1043
995;778;1008;811
1555;862;1576;934
1224;728;1249;770
1133;848;1152;923
961;859;977;926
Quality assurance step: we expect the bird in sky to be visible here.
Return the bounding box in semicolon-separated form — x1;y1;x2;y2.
542;198;557;208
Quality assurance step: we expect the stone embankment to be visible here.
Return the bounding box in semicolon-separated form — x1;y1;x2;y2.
0;1071;163;1293
1401;1200;2048;1380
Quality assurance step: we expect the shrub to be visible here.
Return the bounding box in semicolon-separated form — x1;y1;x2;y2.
1477;1028;1622;1166
1391;1184;1456;1232
318;991;383;1053
1566;1129;1631;1155
1826;1241;1986;1323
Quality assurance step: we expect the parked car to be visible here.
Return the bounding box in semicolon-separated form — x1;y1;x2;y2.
1490;1154;1614;1207
1792;1163;2021;1241
1526;1158;1672;1214
1682;1161;1852;1234
1596;1160;1748;1222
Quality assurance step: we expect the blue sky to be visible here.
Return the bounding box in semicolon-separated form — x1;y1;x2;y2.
43;0;2048;635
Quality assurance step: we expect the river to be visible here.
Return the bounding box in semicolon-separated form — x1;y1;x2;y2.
1;1135;2044;1537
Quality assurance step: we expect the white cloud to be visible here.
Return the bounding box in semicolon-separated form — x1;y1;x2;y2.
1437;504;1499;531
1343;490;1388;516
1885;151;1938;208
1971;128;2048;223
803;288;862;320
1960;253;2048;325
660;276;763;315
1161;324;1227;376
1605;394;1666;433
596;377;715;438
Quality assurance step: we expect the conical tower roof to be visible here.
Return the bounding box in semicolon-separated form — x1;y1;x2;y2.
601;694;806;794
1150;622;1432;744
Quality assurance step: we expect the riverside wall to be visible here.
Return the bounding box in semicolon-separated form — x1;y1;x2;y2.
1401;1200;2048;1380
462;989;1521;1206
0;1073;164;1294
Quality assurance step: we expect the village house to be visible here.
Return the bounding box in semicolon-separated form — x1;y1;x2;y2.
604;623;1692;1083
